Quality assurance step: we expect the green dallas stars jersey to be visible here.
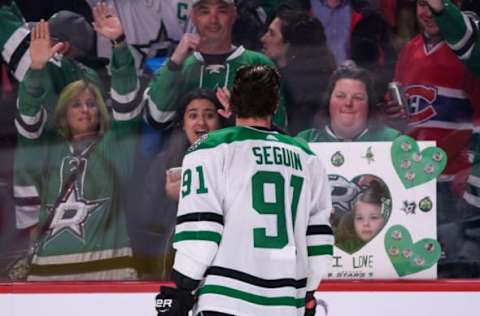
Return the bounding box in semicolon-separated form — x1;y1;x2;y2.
173;126;333;315
13;45;141;280
296;125;401;142
0;1;101;86
142;46;287;130
23;122;138;281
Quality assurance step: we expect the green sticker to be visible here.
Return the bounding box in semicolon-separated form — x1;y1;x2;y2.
331;151;345;167
391;135;447;189
419;197;433;212
384;225;441;277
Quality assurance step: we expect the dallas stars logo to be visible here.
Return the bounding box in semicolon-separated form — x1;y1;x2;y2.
46;185;107;242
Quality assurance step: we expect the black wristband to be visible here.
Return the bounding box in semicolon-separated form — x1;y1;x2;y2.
111;34;126;46
172;269;200;292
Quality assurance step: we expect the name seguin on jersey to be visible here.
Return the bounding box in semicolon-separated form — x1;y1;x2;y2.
252;145;303;171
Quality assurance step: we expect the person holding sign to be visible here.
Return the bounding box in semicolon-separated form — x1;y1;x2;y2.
297;62;400;143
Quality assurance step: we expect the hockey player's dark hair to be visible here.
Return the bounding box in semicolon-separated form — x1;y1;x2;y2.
230;65;280;119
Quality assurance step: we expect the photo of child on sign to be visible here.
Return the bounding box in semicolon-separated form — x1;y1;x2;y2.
309;141;440;279
334;177;391;254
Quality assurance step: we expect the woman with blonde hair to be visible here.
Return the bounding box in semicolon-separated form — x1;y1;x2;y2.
13;20;141;280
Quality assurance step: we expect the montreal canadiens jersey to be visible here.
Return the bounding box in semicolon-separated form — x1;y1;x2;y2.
173;126;333;316
395;34;480;178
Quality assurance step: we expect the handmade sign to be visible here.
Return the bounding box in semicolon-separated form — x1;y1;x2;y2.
309;140;444;279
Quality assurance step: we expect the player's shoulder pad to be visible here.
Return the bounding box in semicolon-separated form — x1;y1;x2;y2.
275;133;316;156
186;126;316;156
186;126;238;154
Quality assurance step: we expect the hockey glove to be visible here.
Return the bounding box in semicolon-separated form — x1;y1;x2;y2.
155;286;195;316
304;291;317;316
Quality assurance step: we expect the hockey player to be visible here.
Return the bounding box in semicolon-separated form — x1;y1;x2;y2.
158;65;333;315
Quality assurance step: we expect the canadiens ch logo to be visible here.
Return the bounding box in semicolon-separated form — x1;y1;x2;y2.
404;85;438;124
46;184;108;242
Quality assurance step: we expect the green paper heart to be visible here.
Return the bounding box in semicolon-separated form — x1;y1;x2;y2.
384;225;441;277
391;135;447;189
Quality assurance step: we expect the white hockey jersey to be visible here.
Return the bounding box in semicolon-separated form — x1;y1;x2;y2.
86;0;194;68
173;126;333;316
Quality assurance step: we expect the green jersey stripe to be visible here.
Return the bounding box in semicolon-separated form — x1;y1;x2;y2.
198;284;305;307
307;245;333;256
174;231;222;244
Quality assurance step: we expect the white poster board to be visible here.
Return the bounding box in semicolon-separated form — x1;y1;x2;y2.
309;141;440;279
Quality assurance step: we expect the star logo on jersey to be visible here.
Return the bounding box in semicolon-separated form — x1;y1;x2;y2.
46;185;107;241
205;64;225;74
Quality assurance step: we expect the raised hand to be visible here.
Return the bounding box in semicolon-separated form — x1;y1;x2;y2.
425;0;444;13
30;20;64;70
92;2;124;40
170;33;201;66
379;92;409;132
216;87;232;119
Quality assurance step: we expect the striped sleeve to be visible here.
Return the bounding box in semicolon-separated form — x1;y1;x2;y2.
143;61;185;130
13;183;40;229
15;69;52;139
306;155;333;292
439;8;478;62
110;46;143;121
13;136;45;229
433;1;480;75
0;2;32;81
173;147;224;281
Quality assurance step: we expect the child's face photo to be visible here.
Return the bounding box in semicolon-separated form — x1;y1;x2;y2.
353;200;385;242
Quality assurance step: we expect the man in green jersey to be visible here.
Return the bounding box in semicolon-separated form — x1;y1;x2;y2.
95;0;286;133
